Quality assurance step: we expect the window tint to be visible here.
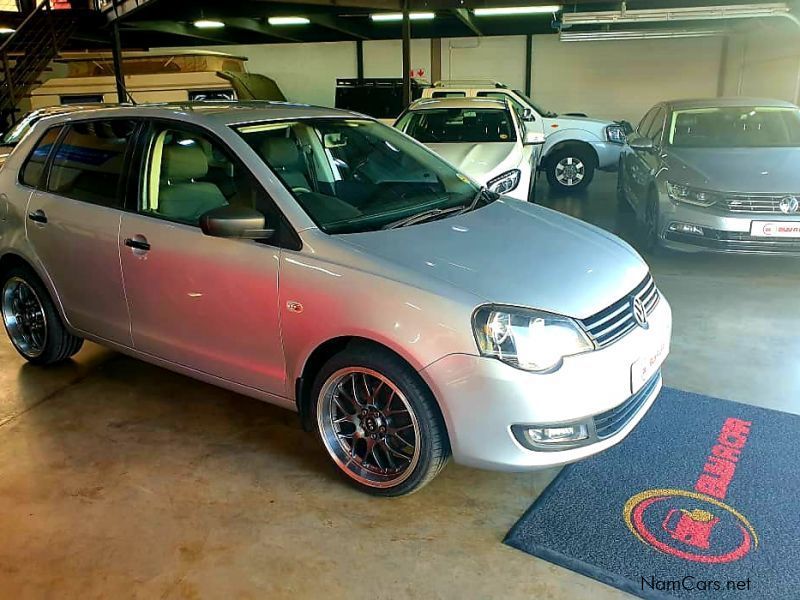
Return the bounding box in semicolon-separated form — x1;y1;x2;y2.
637;108;657;136
20;126;62;189
645;107;667;145
141;124;278;228
477;92;527;119
47;120;136;207
431;91;466;98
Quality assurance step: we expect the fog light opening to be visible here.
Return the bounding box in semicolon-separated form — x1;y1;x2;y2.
669;222;705;236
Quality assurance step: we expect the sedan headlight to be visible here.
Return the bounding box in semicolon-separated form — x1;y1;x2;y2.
605;124;627;144
472;305;594;373
487;169;521;194
666;181;718;208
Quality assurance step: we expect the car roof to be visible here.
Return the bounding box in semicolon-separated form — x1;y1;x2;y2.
664;97;799;111
407;97;509;111
29;101;360;128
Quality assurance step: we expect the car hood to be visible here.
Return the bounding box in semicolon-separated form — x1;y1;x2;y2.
666;147;800;193
340;199;647;319
426;142;522;184
544;115;612;131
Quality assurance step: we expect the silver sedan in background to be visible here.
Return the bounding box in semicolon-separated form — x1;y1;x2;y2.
619;98;800;254
394;97;543;202
0;103;670;496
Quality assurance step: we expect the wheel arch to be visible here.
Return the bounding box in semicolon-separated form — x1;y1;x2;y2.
294;336;449;438
0;252;70;327
543;139;599;168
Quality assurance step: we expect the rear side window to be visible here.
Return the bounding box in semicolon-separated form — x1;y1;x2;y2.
47;119;137;208
20;126;62;189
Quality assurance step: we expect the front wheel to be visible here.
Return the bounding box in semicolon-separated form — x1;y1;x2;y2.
641;191;664;254
1;266;83;364
312;345;450;496
546;147;596;193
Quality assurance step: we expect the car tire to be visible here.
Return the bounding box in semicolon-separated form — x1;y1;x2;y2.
546;146;595;193
311;343;450;496
1;266;83;365
641;190;664;255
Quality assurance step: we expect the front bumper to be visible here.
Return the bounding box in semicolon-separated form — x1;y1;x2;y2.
420;296;672;471
660;200;800;254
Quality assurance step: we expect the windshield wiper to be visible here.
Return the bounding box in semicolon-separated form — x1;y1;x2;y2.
383;205;465;230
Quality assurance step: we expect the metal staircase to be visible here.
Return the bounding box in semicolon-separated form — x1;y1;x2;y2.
0;1;84;127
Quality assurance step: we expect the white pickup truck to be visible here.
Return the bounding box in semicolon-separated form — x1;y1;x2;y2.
421;80;628;192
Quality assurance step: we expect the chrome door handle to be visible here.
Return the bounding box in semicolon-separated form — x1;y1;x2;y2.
27;209;47;224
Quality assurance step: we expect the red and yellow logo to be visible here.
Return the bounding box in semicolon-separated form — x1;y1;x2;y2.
623;418;759;563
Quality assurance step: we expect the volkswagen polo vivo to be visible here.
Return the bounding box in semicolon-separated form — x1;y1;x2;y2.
0;103;671;495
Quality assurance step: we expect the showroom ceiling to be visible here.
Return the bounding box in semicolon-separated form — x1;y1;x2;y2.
103;0;799;47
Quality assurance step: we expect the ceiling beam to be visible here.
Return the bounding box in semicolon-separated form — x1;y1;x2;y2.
307;14;371;39
452;8;482;36
123;21;245;45
226;17;303;42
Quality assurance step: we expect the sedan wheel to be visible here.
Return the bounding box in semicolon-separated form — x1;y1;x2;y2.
312;345;450;496
2;277;47;358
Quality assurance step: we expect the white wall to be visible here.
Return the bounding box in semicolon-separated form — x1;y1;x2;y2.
440;36;528;91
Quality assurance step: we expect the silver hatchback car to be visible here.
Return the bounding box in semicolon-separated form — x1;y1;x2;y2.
619;98;800;253
0;103;671;495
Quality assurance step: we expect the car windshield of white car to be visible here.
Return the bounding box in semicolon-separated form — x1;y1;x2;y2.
235;118;482;234
669;106;800;149
399;108;516;144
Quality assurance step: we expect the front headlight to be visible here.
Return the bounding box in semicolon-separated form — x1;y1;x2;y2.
487;169;521;194
472;305;594;373
666;181;718;208
605;124;626;144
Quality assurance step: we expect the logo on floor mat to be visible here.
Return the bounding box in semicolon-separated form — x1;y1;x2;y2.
623;417;759;563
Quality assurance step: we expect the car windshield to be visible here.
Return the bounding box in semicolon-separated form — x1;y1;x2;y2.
669;106;800;148
513;91;557;118
397;108;517;143
1;112;40;145
235;118;482;234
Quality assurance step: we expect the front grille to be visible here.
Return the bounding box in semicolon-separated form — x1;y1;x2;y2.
594;370;661;439
579;274;659;349
723;194;798;214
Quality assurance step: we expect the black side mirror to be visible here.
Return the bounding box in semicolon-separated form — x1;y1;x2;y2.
629;135;655;153
199;205;275;240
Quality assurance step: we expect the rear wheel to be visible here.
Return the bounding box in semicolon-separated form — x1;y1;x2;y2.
546;146;595;193
1;266;83;364
311;344;450;496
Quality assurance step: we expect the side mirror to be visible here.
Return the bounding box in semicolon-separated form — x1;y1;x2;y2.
629;135;655;153
523;130;546;145
522;108;536;122
199;205;274;240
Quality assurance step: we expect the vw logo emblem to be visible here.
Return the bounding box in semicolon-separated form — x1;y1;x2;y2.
632;296;649;329
779;196;799;214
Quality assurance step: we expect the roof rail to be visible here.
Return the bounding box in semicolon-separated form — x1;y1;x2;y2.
433;79;507;89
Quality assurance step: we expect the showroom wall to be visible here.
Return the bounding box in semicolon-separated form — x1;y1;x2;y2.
155;24;800;123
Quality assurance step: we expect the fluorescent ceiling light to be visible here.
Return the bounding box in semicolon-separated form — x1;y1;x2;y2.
370;12;435;22
562;3;789;25
0;27;15;34
474;5;561;17
268;16;310;26
560;29;724;42
194;19;224;29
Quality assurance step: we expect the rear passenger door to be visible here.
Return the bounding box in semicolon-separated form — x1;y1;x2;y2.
24;119;138;345
118;120;288;397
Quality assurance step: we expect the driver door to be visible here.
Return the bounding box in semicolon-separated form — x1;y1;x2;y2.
118;121;288;397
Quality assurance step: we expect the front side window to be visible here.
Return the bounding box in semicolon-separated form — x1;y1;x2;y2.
669;106;800;148
645;108;667;145
140;124;280;229
235;118;481;234
397;108;517;143
47;120;137;208
20;126;62;189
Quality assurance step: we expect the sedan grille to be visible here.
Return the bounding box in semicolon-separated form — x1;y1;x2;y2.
594;370;661;439
579;274;659;349
723;194;799;214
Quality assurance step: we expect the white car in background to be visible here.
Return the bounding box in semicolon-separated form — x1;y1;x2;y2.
395;97;543;202
422;81;628;193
